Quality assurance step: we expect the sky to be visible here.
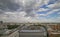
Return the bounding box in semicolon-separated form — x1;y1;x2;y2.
0;0;60;23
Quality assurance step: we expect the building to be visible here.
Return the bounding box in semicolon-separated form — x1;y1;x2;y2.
0;21;19;37
19;25;48;37
46;23;60;37
0;29;19;37
0;21;7;35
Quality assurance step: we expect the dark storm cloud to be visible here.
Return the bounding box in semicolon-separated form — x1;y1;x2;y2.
22;0;40;17
0;0;43;17
0;0;20;12
0;10;3;14
0;0;36;17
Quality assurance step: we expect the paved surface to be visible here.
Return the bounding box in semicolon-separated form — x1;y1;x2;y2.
20;32;46;37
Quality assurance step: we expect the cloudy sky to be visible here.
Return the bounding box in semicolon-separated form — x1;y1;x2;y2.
0;0;60;23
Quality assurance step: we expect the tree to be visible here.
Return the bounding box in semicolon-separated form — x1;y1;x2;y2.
0;21;3;24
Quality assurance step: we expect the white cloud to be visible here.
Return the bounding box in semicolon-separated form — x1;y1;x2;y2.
38;9;60;16
46;9;59;15
57;12;60;14
44;0;49;5
0;0;60;23
0;11;40;23
47;0;60;9
37;8;49;12
38;17;60;23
